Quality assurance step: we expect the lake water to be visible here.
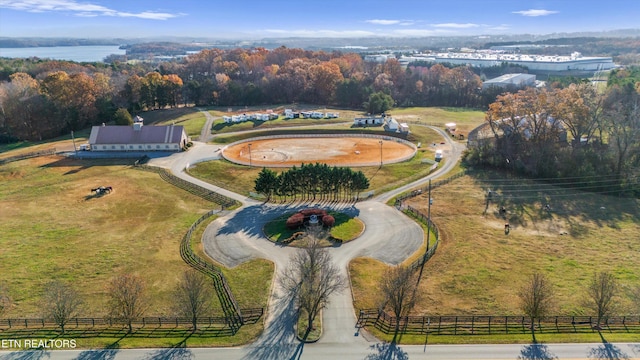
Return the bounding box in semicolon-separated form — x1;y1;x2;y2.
0;46;125;62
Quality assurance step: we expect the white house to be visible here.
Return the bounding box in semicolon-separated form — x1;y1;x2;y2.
88;122;188;152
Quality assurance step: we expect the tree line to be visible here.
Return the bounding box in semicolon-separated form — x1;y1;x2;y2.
254;163;370;202
0;270;215;333
465;81;640;196
0;47;492;142
379;265;640;341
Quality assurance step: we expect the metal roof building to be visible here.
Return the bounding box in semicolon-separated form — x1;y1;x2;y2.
482;73;536;90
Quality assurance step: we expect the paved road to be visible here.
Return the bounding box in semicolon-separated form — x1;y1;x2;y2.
197;108;216;142
145;120;471;354
2;342;638;359
122;121;640;360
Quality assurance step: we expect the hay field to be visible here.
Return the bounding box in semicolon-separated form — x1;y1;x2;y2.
351;172;640;316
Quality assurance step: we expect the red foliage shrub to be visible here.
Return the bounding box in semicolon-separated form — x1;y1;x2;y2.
286;213;305;230
299;208;327;221
322;215;335;228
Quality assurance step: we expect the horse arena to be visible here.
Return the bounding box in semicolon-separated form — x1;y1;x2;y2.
222;136;416;167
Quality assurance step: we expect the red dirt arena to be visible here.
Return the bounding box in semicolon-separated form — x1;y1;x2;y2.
222;137;416;167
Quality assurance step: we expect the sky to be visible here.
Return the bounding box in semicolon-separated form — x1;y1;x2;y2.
0;0;638;39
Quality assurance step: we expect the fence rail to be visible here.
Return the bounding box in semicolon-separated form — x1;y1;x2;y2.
0;310;263;335
0;148;56;165
357;309;640;336
135;163;238;208
179;210;247;331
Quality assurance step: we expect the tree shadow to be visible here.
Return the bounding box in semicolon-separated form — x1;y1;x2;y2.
0;349;50;360
217;203;360;241
588;334;631;360
517;343;558;360
141;347;194;360
73;336;121;360
241;292;299;360
364;341;409;360
469;170;640;232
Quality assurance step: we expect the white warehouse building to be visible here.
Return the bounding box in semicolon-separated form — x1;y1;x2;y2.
399;51;615;72
482;73;536;90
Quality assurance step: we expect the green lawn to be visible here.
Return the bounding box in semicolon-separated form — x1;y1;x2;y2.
149;108;207;137
262;211;364;245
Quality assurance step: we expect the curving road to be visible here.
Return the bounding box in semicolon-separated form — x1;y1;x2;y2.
97;113;638;359
141;114;472;358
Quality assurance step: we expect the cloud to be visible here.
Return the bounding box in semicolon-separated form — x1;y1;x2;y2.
0;0;180;20
512;9;558;17
366;19;402;25
432;23;480;29
488;24;511;31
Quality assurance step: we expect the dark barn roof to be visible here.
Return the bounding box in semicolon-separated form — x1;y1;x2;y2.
89;125;185;145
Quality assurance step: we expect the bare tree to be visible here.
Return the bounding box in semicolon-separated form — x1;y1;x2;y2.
0;283;11;317
379;265;421;339
42;281;83;334
585;272;619;327
280;238;345;339
107;273;147;333
173;269;214;330
518;273;554;342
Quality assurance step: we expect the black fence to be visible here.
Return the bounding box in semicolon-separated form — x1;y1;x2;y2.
180;210;247;332
357;309;640;336
403;205;439;272
0;310;263;337
135;164;238;208
0;148;56;165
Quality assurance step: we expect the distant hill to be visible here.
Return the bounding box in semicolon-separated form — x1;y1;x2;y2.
0;38;126;48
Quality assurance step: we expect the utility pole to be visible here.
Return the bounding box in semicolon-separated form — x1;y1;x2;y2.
379;140;383;167
248;143;252;167
71;130;77;156
427;179;432;251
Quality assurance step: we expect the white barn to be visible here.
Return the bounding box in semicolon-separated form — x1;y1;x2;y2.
89;122;188;152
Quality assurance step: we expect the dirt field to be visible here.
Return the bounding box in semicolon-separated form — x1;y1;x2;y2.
222;137;416;167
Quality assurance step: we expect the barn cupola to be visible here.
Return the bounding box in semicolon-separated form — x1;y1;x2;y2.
133;115;144;131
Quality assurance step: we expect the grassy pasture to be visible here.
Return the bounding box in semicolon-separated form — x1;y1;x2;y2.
350;172;640;319
0;156;273;326
140;107;206;137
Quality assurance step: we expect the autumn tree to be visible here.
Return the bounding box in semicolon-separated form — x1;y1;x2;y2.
42;280;83;334
0;72;43;140
602;85;640;181
309;62;344;103
585;272;619;327
379;265;420;339
279;238;345;339
173;269;214;330
107;273;147;333
518;273;554;342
